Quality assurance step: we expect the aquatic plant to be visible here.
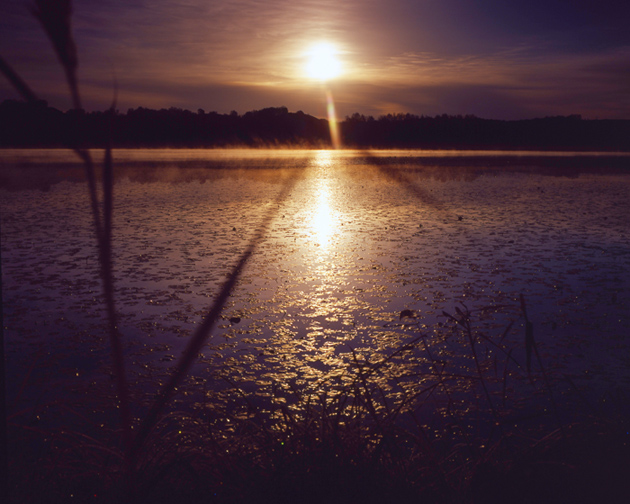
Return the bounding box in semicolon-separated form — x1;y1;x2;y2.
1;0;135;488
0;1;297;498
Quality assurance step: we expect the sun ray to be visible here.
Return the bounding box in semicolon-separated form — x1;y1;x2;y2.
326;89;341;149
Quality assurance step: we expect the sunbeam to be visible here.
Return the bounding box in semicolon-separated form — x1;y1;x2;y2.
326;89;341;149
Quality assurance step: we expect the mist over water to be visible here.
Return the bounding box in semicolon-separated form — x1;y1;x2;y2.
1;148;629;433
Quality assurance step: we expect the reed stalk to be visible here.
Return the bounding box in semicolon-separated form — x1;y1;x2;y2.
130;178;296;461
520;294;563;433
0;203;8;504
0;0;133;493
443;305;499;422
1;3;299;498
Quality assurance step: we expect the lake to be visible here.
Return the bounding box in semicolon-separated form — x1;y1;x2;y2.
1;148;630;453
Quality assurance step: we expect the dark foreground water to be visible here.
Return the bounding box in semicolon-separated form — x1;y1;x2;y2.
1;148;630;463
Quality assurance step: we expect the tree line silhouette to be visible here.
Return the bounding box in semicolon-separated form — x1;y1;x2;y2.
1;99;629;150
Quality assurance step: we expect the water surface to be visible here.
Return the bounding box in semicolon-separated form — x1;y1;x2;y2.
1;148;629;435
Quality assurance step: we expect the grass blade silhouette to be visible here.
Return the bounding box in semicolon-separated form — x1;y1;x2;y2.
31;0;80;111
0;0;132;481
0;200;8;504
0;56;39;104
131;178;297;458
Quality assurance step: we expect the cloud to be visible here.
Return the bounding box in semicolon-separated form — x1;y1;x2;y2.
335;44;630;119
69;0;360;82
2;1;629;119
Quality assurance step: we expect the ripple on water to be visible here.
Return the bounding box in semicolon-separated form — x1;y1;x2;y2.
2;149;629;433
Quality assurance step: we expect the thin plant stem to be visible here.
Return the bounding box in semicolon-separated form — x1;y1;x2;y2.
32;1;132;466
131;177;298;460
0;1;132;488
443;308;499;421
0;56;39;104
520;294;564;433
0;205;9;503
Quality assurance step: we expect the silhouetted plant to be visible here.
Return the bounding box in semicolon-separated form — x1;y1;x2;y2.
1;2;300;499
0;1;135;496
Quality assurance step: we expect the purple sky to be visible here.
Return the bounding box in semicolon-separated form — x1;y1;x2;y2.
1;0;629;119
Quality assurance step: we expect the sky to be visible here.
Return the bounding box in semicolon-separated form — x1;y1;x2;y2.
1;0;629;120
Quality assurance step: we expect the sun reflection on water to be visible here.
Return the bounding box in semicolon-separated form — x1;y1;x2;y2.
312;184;333;248
309;151;337;251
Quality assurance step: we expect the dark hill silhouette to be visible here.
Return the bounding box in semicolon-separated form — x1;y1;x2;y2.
342;112;630;151
0;99;628;150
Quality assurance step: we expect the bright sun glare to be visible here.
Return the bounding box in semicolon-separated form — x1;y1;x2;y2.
305;42;342;81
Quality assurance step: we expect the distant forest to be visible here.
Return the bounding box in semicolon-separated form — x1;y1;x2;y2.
1;99;629;150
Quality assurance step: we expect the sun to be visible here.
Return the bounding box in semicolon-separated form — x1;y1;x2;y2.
305;42;342;81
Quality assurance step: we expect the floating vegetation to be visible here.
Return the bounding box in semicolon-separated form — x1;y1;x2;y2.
3;151;630;502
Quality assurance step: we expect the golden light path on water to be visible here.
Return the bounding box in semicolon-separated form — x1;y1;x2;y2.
309;150;337;251
297;149;352;344
2;148;630;470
